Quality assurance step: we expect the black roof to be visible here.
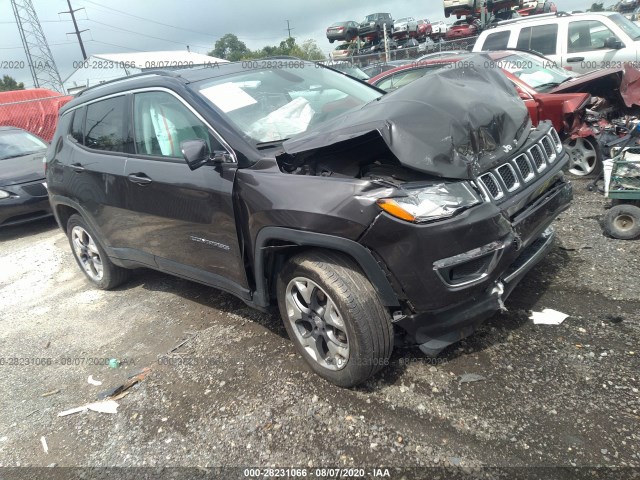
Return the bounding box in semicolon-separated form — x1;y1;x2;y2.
61;60;318;114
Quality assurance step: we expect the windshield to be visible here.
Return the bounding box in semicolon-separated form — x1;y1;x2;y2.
195;66;381;144
364;14;375;22
494;52;576;92
609;12;640;40
396;17;409;23
0;130;47;160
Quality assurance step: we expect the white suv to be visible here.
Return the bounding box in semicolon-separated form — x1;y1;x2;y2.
473;12;640;74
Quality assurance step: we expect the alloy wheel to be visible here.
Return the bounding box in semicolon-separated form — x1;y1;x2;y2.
71;226;103;281
566;137;599;176
284;277;350;371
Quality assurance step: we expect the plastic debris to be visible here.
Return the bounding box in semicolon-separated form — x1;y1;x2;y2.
58;400;119;417
108;358;120;369
459;373;486;384
40;436;48;454
529;308;569;325
87;376;102;386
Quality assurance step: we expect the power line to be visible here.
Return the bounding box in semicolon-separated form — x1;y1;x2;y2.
77;0;293;42
83;18;211;49
0;41;77;50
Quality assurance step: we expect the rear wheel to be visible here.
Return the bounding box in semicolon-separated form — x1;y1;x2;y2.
565;136;602;177
277;250;393;387
67;214;129;289
603;204;640;240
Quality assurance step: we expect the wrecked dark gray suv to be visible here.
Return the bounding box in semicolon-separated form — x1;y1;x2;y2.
46;56;572;387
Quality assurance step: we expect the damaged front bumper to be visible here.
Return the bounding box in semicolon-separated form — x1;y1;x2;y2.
359;139;573;355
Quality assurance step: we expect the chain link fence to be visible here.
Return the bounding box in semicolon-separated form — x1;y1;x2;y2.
341;36;479;69
0;92;72;143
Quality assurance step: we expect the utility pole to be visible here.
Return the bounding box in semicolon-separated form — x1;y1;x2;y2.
60;0;88;60
285;20;294;38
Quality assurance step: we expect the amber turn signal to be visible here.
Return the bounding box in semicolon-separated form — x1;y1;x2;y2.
376;199;416;222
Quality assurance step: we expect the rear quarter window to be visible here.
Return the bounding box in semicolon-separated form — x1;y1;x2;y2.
516;24;558;55
483;31;511;50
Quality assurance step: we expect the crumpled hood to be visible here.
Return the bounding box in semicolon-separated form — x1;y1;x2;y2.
283;55;531;180
0;151;47;187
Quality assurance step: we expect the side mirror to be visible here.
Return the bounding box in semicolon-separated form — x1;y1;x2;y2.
181;139;231;170
604;37;623;50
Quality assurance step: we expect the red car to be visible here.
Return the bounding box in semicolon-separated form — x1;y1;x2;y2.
416;19;433;39
368;51;640;177
444;19;479;40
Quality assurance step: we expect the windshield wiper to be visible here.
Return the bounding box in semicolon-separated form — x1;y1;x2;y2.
535;82;562;91
256;138;289;150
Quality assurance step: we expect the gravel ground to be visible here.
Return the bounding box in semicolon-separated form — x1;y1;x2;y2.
0;178;638;476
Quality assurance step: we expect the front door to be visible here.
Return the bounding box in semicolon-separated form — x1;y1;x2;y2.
123;90;248;293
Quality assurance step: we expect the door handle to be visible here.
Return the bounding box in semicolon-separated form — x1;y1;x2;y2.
70;163;85;173
128;173;152;185
566;57;585;63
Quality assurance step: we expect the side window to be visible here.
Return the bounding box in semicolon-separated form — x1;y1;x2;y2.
516;24;558;55
483;31;510;50
567;20;620;53
133;91;220;158
69;107;85;144
84;96;127;152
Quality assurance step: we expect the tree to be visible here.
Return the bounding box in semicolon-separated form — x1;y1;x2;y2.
0;75;25;92
209;34;249;62
244;37;326;61
590;2;604;11
299;39;326;61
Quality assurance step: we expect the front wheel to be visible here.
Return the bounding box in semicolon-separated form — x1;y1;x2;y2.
603;204;640;240
277;250;393;387
67;214;130;289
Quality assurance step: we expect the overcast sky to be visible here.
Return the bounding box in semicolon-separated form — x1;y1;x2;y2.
1;0;599;89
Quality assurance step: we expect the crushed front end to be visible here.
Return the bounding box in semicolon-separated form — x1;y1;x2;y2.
359;123;572;355
276;57;573;355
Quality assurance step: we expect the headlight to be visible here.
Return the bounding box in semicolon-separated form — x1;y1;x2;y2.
0;189;11;199
370;22;375;25
377;182;481;223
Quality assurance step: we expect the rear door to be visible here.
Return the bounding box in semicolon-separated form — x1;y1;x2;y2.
63;96;133;250
515;24;561;67
122;89;248;292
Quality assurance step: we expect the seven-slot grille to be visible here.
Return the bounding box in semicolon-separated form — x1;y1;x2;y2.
478;128;562;202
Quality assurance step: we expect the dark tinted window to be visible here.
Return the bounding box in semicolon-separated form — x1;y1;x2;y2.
483;31;510;50
84;96;127;152
516;24;558;55
69;107;85;144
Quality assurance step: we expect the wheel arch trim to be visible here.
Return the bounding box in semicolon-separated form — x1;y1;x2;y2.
253;227;400;308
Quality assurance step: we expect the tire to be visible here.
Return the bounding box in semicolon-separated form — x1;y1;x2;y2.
565;136;603;178
603;204;640;240
329;39;334;44
66;214;130;289
277;250;393;388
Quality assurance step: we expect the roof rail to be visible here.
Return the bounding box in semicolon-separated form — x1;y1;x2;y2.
493;10;571;26
75;70;182;97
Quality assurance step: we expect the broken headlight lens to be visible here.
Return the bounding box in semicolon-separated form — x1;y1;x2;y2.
377;182;482;223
